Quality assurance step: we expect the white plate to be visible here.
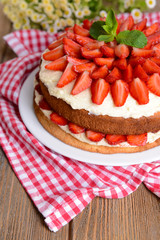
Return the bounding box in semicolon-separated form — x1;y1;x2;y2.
18;68;160;166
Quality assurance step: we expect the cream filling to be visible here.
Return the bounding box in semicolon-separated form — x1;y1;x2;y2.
34;84;160;148
39;55;160;119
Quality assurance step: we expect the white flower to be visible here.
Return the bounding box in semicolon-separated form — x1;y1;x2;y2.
75;9;84;19
124;0;135;9
54;19;62;30
145;0;156;9
63;8;72;18
131;8;142;22
100;10;107;18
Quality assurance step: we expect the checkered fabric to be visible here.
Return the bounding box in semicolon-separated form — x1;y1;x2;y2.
0;13;160;232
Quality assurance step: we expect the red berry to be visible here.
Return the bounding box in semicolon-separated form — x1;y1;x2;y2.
127;133;147;146
68;122;85;134
85;130;105;142
50;112;68;126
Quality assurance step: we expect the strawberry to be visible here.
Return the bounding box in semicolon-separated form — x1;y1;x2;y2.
48;38;63;50
116;18;123;34
91;65;109;79
143;22;159;37
75;34;94;46
105;67;122;83
73;62;96;73
85;130;105;142
152;43;160;57
39;98;51;110
57;32;67;39
82;19;93;30
91;78;110;105
73;24;90;37
113;58;127;70
63;37;81;58
132;18;147;31
57;63;78;88
119;16;134;31
94;58;114;69
50;112;68;126
81;47;103;59
85;41;104;50
100;45;115;57
129;78;149;105
67;56;89;65
123;64;133;83
35;84;42;95
105;134;126;145
68;122;85;134
43;45;64;61
115;44;130;58
150;57;160;66
143;59;160;75
134;64;148;82
71;71;92;95
65;27;73;32
128;56;146;68
127;133;147;146
45;56;67;71
147;30;160;47
131;47;154;58
111;80;129;107
147;73;160;96
66;31;76;40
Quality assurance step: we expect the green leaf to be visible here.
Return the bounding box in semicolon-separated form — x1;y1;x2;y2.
98;34;114;42
116;30;147;48
103;9;118;36
89;21;106;40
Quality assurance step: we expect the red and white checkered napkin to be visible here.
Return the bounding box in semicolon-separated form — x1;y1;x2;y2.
0;12;160;232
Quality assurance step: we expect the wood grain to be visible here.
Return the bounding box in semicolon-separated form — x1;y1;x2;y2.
0;3;160;240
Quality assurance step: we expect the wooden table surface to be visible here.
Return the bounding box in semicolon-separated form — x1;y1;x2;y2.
0;4;160;240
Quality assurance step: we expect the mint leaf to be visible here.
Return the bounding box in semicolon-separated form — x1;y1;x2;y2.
116;30;147;48
103;9;118;36
98;34;114;42
89;21;106;40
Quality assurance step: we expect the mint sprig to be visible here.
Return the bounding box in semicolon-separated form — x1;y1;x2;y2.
90;9;147;48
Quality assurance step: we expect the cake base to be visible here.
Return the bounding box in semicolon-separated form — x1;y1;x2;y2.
33;100;160;154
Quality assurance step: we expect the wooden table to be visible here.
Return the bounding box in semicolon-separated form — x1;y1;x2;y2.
0;5;160;240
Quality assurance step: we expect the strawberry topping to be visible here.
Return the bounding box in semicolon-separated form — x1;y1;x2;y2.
71;71;92;95
111;80;129;107
91;78;110;105
127;133;147;146
85;130;105;142
68;122;85;134
105;134;126;145
50;112;68;126
147;73;160;96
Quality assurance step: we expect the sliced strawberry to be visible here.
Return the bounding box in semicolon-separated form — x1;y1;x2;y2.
57;63;78;88
105;67;122;83
152;43;160;57
107;40;117;49
73;62;96;73
100;45;115;57
127;133;147;146
134;64;148;82
43;45;64;61
115;44;130;58
73;24;90;37
63;37;81;58
116;18;123;34
82;19;93;30
65;27;73;32
94;58;114;69
123;64;133;83
147;30;160;47
71;71;92;95
66;31;76;40
39;98;51;110
48;38;63;50
81;47;103;59
85;130;105;142
57;32;67;39
150;57;160;66
85;41;104;50
91;65;109;79
143;59;160;75
68;122;85;134
132;18;147;31
75;34;94;46
128;56;146;68
35;84;42;95
67;56;89;65
50;112;68;126
111;80;129;107
45;56;67;71
147;73;160;96
105;134;126;145
113;58;127;70
129;78;149;105
131;47;154;58
143;22;159;37
120;16;134;31
91;78;110;105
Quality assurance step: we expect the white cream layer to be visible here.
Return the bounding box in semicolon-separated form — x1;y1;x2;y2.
34;84;160;147
39;56;160;119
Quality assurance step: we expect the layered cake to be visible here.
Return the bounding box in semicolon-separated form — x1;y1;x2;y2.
34;13;160;153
